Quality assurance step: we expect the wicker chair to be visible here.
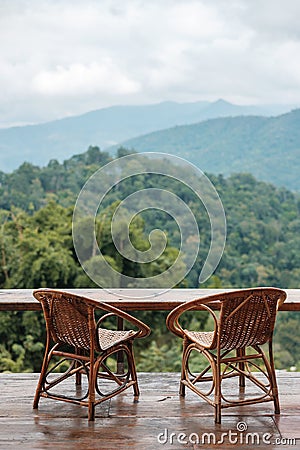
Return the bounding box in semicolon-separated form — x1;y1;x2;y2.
166;287;286;423
33;289;150;421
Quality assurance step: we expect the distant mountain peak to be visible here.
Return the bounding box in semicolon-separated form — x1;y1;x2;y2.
213;98;233;106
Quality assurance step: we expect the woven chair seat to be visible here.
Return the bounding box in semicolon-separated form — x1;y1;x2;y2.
184;330;215;348
98;328;136;350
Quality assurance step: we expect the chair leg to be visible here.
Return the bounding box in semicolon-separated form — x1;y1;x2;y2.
179;381;186;396
33;373;44;409
75;347;82;386
88;361;97;421
268;342;280;414
273;389;280;414
215;404;221;424
33;340;51;409
214;356;221;423
127;342;140;398
255;342;280;414
237;348;246;388
88;401;95;422
180;338;189;396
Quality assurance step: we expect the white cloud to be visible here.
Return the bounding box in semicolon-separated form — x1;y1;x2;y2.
0;0;300;126
33;61;140;96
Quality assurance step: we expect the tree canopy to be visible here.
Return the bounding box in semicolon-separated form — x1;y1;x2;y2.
0;147;299;372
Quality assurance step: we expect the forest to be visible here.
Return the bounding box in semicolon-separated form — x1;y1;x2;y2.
0;146;300;373
118;108;300;191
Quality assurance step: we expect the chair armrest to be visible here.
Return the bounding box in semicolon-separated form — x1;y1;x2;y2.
96;312;117;328
166;298;219;339
95;302;151;339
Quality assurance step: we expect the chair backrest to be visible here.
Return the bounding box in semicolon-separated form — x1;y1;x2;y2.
218;288;286;350
34;290;96;351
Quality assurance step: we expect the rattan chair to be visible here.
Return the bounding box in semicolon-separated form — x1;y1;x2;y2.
166;287;286;423
33;289;150;421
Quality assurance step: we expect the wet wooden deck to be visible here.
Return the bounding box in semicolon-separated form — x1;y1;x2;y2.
0;372;299;449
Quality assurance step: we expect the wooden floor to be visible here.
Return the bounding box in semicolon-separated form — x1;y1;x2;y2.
0;372;299;449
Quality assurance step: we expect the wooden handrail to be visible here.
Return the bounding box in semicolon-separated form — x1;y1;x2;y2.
0;288;300;312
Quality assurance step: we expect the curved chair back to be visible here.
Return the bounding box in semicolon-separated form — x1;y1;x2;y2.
218;288;286;350
34;290;96;351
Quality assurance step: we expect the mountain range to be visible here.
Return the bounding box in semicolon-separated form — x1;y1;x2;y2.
118;109;300;191
0;99;294;172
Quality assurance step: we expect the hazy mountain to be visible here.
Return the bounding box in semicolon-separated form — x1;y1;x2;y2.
117;109;300;191
0;100;294;172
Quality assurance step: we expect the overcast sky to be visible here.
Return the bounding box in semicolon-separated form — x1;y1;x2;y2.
1;0;300;127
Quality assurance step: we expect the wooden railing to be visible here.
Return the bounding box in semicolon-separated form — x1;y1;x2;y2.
0;288;300;311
